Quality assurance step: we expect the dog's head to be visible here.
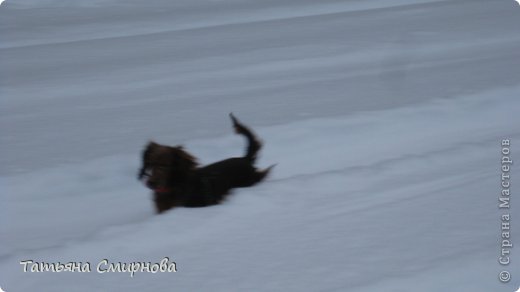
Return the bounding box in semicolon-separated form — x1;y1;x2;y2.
138;141;198;192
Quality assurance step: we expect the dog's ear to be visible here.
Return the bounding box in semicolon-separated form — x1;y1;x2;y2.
169;147;197;174
138;141;157;180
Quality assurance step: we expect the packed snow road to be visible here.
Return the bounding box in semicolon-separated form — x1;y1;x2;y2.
1;0;519;291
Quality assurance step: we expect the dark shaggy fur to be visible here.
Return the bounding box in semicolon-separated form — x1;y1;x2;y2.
138;113;273;214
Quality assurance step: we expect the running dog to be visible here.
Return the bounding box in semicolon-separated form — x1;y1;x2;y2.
138;113;273;213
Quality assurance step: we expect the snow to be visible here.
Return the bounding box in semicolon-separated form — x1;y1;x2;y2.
1;0;519;291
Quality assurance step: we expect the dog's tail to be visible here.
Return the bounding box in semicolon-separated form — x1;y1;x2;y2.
230;113;262;162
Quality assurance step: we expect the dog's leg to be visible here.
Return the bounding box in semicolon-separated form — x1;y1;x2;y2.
255;164;275;182
154;193;176;214
238;164;276;187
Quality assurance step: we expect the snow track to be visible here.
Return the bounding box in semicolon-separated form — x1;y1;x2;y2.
2;86;519;291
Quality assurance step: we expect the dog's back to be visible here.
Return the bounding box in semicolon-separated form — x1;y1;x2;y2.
197;157;270;189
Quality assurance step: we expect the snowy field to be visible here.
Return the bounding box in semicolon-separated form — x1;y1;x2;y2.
1;0;520;291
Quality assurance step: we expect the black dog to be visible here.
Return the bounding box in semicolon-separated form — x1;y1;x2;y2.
138;113;273;213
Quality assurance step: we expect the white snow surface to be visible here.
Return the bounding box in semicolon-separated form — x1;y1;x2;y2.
1;0;520;291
